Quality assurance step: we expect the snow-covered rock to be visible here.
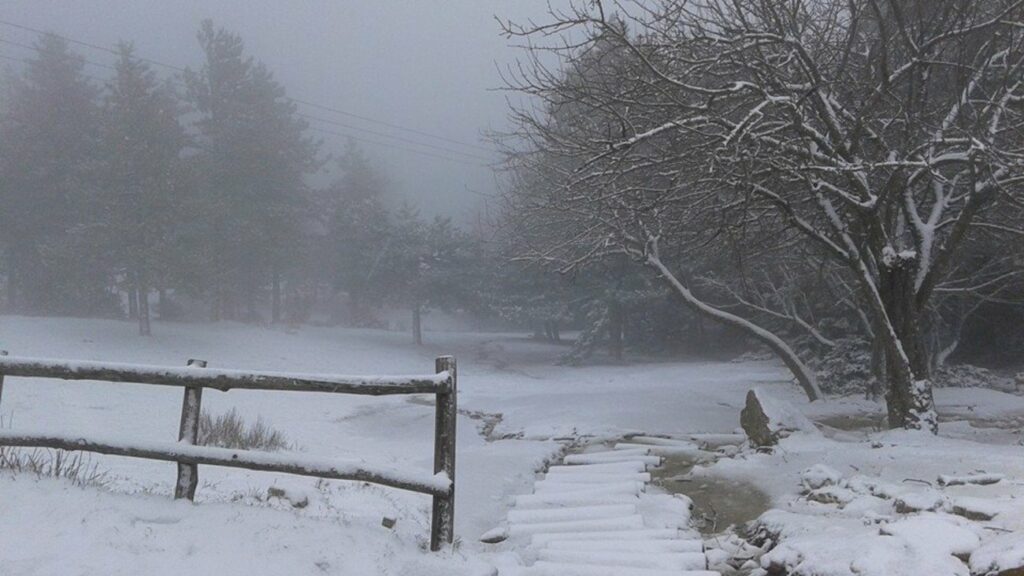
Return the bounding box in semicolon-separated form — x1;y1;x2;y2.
740;388;819;447
969;532;1024;576
800;464;842;491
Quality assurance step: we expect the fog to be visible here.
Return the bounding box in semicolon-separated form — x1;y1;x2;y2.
2;3;1024;573
1;0;547;220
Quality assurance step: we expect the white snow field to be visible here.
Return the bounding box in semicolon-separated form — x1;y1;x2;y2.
1;316;1023;575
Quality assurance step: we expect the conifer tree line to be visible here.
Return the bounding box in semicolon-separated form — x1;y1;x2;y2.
0;21;482;343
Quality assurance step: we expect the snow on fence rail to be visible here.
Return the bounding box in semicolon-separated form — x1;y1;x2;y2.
0;353;458;551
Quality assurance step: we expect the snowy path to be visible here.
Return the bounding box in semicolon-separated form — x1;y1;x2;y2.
487;438;719;576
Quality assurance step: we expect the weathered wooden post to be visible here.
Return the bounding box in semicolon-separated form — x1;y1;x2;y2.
430;355;457;551
175;358;206;500
0;350;8;415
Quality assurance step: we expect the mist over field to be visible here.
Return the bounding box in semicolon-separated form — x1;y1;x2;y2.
1;2;1024;576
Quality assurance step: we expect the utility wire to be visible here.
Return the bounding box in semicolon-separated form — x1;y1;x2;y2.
0;17;497;154
0;35;491;166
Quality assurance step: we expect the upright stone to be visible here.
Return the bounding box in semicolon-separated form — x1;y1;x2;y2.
741;388;819;447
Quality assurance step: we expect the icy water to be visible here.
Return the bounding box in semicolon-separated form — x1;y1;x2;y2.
651;454;771;534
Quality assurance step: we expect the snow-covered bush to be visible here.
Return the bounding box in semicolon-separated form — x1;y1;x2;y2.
933;364;1013;390
813;338;876;395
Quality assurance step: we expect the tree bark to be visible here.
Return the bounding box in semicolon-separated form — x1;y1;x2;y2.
877;262;936;432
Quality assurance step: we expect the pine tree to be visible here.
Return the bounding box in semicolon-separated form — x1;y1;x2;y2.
0;34;104;314
98;43;187;335
185;20;319;322
326;144;393;326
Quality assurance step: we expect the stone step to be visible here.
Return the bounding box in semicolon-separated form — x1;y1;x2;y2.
508;504;638;525
505;561;719;576
532;480;644;495
537;549;708;571
541;472;652;484
542;539;704;553
530;529;684;546
513;492;640;510
564;453;662;466
546;461;648;474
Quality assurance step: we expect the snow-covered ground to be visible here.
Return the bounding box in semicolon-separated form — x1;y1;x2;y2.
0;316;1023;575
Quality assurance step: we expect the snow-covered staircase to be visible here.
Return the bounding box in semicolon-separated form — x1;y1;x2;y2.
487;438;719;576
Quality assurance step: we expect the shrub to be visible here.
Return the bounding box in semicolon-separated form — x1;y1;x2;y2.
814;338;877;395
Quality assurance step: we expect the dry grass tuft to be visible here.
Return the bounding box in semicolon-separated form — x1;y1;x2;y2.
0;446;108;487
197;408;290;451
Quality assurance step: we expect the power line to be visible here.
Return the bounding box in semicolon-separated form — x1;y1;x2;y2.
289;97;496;153
0;17;497;155
295;111;491;162
309;126;487;166
0;34;492;166
0;37;117;70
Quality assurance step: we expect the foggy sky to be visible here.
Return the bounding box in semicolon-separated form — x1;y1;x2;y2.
0;1;553;222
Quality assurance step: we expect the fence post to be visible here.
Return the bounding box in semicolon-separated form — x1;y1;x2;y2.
430;356;457;551
0;350;7;414
175;358;206;500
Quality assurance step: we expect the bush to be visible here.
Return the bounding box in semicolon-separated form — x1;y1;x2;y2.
934;363;1013;390
197;409;290;451
814;338;877;395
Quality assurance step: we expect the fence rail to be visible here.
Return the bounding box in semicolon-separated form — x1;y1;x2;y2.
0;353;457;551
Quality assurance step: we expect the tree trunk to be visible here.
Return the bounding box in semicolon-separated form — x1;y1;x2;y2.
647;255;822;401
877;262;937;432
271;268;282;324
137;271;151;337
6;258;16;313
412;302;423;346
246;282;257;323
608;300;624;360
210;292;222;322
128;271;139;320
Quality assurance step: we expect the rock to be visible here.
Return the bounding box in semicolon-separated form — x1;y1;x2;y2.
894;489;947;514
800;464;842;491
970;532;1024;576
806;486;857;507
951;497;1001;522
938;473;1004;487
740;388;819;447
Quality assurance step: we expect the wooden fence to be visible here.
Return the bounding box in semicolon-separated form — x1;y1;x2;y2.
0;353;457;551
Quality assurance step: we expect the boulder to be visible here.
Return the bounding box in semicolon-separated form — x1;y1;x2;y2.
970;533;1024;576
740;388;819;447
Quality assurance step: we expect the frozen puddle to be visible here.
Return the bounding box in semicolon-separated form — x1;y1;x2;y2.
484;437;720;576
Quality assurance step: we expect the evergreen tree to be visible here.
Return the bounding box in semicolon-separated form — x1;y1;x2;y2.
98;43;187;335
326;144;393;326
385;206;477;345
185;20;319;322
0;34;104;314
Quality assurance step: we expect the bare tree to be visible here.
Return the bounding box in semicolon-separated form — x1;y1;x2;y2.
500;0;1024;430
